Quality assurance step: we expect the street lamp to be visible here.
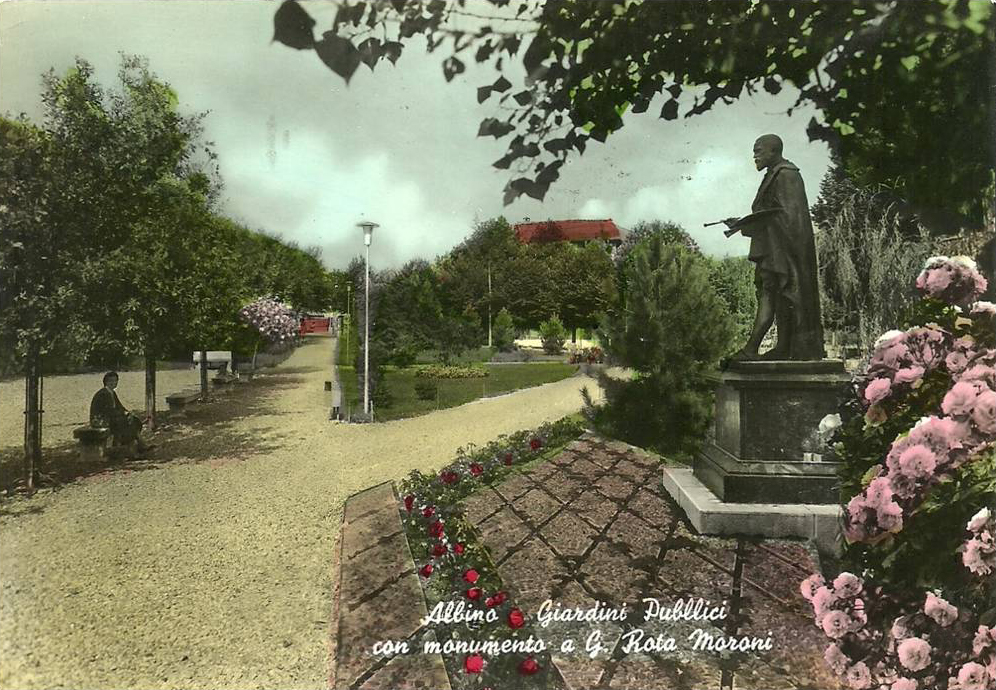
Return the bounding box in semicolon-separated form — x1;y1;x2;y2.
357;221;378;415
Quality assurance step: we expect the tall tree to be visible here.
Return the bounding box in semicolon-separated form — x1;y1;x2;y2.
276;0;993;223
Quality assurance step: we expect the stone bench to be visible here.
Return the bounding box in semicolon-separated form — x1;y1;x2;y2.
73;426;111;461
166;391;201;413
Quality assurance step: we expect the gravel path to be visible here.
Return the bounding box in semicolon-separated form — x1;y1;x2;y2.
0;338;603;689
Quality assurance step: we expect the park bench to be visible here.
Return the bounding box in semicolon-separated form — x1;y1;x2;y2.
73;426;111;461
166;391;201;413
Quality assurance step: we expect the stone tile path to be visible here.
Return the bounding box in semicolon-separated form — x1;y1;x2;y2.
333;436;842;690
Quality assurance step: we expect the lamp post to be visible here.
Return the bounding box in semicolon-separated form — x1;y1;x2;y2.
358;221;378;415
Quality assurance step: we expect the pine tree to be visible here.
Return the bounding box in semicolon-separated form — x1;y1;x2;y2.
586;240;734;458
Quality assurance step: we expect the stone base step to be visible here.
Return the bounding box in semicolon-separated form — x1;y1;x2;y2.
662;467;842;556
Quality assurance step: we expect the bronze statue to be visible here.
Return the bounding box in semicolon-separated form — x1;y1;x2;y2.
719;134;825;361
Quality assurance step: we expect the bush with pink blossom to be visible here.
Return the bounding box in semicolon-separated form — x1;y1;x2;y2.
806;256;995;689
237;296;299;365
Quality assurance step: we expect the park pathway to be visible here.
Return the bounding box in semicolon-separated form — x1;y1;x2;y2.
0;337;603;690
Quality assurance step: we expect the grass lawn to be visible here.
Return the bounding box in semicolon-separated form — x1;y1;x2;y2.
336;358;578;421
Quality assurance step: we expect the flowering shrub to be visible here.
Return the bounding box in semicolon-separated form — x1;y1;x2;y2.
807;256;995;689
414;364;489;379
238;296;299;343
398;417;584;689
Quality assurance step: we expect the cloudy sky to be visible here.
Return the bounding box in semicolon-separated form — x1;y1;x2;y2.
0;0;831;270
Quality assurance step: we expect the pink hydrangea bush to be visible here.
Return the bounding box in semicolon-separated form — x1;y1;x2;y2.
802;572;996;689
238;296;299;343
806;256;995;689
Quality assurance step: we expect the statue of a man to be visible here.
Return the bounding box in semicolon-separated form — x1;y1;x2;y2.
725;134;825;361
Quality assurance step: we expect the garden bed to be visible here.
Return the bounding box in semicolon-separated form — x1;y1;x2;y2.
337;362;579;422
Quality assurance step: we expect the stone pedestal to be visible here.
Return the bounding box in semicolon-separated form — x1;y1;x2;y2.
694;360;850;504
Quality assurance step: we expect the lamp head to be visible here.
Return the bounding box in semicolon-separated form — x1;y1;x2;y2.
357;221;378;246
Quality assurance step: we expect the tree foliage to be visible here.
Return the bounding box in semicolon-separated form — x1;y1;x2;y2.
813;166;933;352
275;0;993;224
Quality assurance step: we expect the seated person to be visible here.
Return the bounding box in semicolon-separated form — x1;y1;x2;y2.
90;371;152;454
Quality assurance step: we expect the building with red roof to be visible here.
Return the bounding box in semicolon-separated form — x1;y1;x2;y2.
513;219;625;246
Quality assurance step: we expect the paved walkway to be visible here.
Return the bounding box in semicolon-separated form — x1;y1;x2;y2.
335;435;840;690
0;338;602;689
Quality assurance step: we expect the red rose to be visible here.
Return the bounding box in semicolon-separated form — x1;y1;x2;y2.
464;654;485;674
486;591;507;607
508;608;525;628
518;657;540;675
431;544;447;558
419;563;433;578
530;438;542;450
429;521;445;538
463;569;479;584
440;470;460;485
467;587;482;600
403;494;415;512
470;463;484;476
422;506;435;518
503;453;514;466
453;543;465;555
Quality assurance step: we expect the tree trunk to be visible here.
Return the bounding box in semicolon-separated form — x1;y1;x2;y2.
199;349;208;399
144;351;156;431
23;343;41;492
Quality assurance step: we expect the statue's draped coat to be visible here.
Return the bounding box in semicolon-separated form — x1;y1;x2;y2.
744;160;824;359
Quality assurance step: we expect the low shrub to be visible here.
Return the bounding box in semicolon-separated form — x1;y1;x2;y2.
413;378;438;401
539;315;568;355
415;364;489;379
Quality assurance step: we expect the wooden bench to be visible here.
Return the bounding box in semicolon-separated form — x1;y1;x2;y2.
166;391;202;413
73;426;111;461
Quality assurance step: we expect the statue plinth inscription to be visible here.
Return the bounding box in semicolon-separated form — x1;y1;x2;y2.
693;359;851;505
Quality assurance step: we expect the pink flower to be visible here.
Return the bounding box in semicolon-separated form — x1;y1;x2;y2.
832;572;863;599
824;643;849;674
811;586;837;618
973;626;994;656
848;600;867;631
968;508;992;532
943;381;979;417
924;592;958;627
956;662;989;690
971;389;996;435
877;501;904;532
821;610;851;638
892;679;917;690
864;477;894;509
947;350;970;374
844;661;871;689
963;535;995;575
894;366;925;384
864;378;892;405
800;573;825;601
897;444;937;479
908;416;965;451
847;495;869;524
897;637;932;672
925;266;954;293
892;616;913;641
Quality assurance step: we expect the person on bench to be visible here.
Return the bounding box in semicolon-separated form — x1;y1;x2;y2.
90;371;153;456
